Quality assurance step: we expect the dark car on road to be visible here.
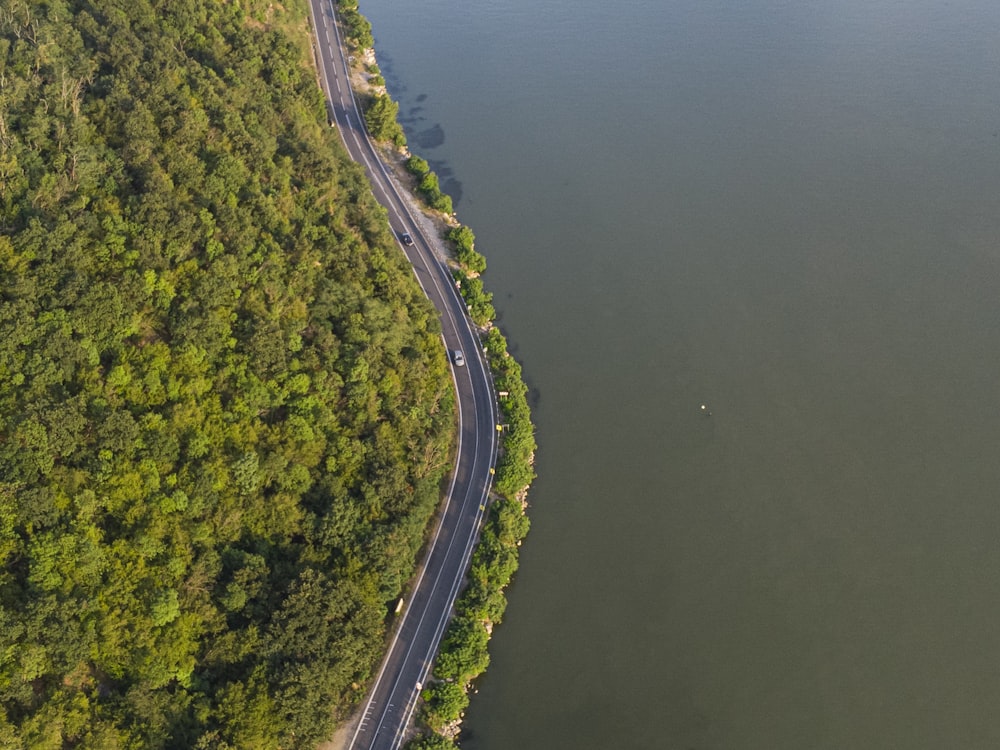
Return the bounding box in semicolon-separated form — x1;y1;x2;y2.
401;232;414;246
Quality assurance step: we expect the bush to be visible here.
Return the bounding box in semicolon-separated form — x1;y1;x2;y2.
419;171;441;195
0;0;457;745
406;155;430;177
433;617;490;682
420;681;469;731
339;2;373;49
402;137;454;217
416;495;530;743
447;225;486;273
406;734;458;750
448;225;475;253
454;273;494;327
431;192;453;214
408;168;453;215
491;343;537;497
364;94;406;145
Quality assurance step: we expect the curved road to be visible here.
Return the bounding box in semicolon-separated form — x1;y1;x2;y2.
305;2;499;749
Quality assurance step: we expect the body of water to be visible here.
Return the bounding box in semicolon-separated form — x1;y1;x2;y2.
357;1;1000;747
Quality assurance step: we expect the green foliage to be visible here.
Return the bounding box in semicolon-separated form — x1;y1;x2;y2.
417;496;530;742
338;0;374;50
453;272;495;327
447;225;486;274
460;499;529;626
433;616;490;682
418;335;532;740
364;94;406;146
488;332;537;498
0;0;456;747
412;332;533;748
448;225;475;254
405;734;459;750
419;681;469;732
420;171;441;196
431;192;454;214
402;157;453;214
406;156;431;177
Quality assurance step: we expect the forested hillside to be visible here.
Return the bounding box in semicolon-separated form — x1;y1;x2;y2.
0;1;455;747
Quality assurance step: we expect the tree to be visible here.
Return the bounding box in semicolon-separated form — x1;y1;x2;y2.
0;0;455;745
406;155;430;177
406;734;458;750
365;94;406;145
420;681;469;731
447;225;486;273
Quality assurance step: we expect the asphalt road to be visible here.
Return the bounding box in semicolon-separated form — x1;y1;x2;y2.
305;2;500;748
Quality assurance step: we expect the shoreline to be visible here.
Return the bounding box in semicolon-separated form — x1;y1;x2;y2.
318;2;536;749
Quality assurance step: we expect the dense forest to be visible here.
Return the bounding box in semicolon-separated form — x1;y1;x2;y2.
0;0;457;747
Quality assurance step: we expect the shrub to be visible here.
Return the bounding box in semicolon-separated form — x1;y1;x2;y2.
405;734;458;750
365;94;406;145
339;1;373;49
454;273;494;327
447;225;485;273
433;617;490;682
431;192;453;214
408;168;453;215
420;681;469;731
419;171;441;195
406;155;431;176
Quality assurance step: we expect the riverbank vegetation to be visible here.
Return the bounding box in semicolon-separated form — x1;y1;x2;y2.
418;495;530;732
484;330;536;500
0;0;456;747
364;93;407;147
338;0;374;49
336;6;538;748
339;0;406;148
410;324;534;747
446;226;487;275
405;156;455;216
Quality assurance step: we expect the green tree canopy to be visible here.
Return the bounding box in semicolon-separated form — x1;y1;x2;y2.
0;0;455;746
